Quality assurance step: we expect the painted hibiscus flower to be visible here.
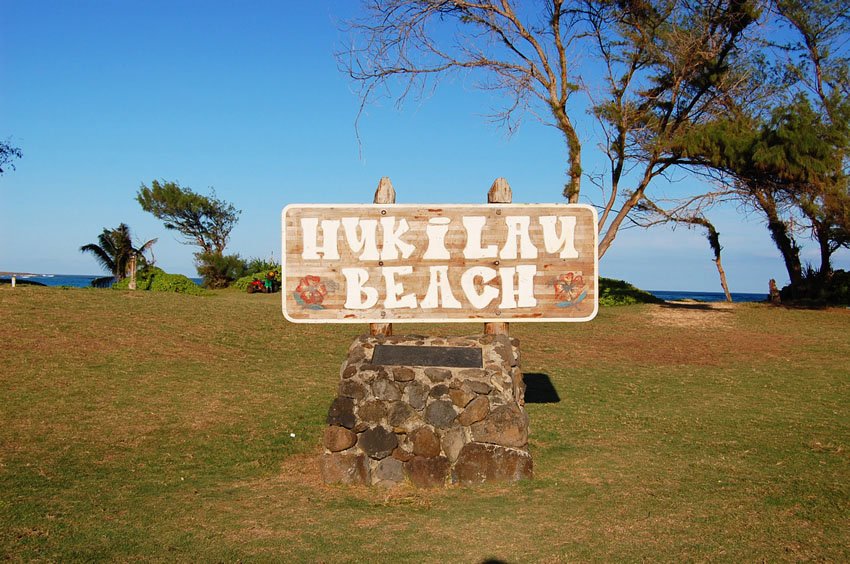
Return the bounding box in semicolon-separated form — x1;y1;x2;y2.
296;275;328;305
554;272;585;303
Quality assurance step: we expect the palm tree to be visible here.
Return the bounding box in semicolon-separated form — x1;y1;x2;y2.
80;223;157;281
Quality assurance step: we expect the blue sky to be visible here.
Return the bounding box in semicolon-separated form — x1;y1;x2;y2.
1;0;845;293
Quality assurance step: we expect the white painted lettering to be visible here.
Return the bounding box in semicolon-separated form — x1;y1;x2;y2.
382;266;417;309
462;216;498;259
423;217;452;260
421;265;461;309
540;216;579;258
341;217;380;260
500;216;538;259
498;265;538;309
380;217;416;260
342;268;378;309
301;218;340;260
461;266;500;309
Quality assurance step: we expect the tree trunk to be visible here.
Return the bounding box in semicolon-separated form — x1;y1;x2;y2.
715;256;732;302
752;188;803;290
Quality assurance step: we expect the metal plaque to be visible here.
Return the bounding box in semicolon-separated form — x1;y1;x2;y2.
372;345;483;368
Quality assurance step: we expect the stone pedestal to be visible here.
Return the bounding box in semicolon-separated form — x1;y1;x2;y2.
320;334;532;487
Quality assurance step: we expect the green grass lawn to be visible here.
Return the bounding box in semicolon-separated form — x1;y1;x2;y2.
1;286;848;561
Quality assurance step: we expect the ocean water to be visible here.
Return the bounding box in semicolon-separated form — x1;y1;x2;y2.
3;274;766;302
5;274;203;287
649;290;766;303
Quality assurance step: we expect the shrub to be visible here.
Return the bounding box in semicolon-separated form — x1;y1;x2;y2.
113;266;204;295
196;252;248;289
246;257;280;275
149;272;206;295
599;277;664;306
780;269;850;306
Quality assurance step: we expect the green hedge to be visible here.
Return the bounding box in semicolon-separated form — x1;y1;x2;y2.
113;267;205;295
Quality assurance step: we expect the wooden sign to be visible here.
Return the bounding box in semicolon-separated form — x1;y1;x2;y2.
282;204;598;323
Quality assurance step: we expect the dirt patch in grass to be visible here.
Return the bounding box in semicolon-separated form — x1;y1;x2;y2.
648;301;737;328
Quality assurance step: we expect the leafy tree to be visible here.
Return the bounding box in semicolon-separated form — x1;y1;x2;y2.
0;139;22;175
136;180;240;255
342;0;758;259
79;223;157;281
670;0;849;297
579;0;758;256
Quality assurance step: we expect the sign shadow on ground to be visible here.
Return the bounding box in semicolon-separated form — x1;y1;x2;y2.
522;373;561;403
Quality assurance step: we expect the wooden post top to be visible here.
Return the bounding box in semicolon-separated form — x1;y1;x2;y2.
486;177;511;336
370;177;395;337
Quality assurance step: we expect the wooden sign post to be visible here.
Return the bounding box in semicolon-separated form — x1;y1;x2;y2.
371;177;395;337
282;179;598;488
485;178;511;336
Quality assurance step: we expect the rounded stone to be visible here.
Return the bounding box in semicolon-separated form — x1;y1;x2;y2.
449;387;475;408
410;426;441;458
388;401;416;427
339;379;368;400
323;425;357;452
442;426;467;462
470;404;528;448
392;445;414;462
357;426;399;460
453;442;532;484
457;395;490;426
327;397;356;429
372;377;402;401
320;452;370;485
404;455;450;488
374;457;405;483
466;380;493;395
425;400;457;429
358;400;387;423
341;365;358;379
392;367;416;382
429;384;450;398
405;380;429;410
424;367;452;383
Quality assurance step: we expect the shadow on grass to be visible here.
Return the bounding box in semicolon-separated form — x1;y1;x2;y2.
523;373;561;403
